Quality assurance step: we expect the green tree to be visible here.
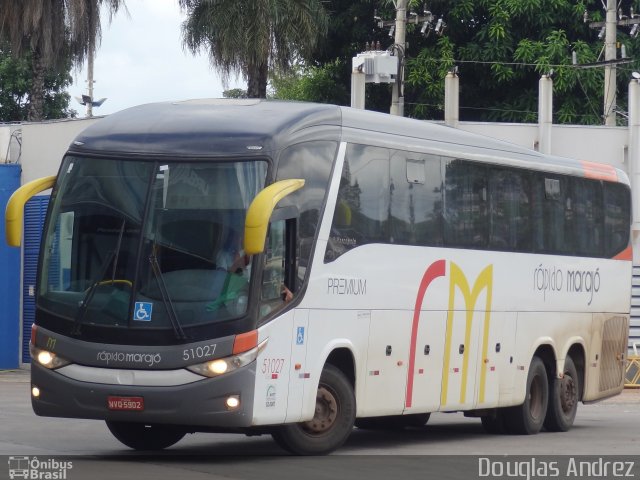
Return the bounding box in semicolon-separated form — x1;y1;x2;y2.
271;60;349;104
271;0;396;111
179;0;329;98
404;0;640;124
271;0;640;125
0;43;77;121
0;0;124;121
223;88;248;99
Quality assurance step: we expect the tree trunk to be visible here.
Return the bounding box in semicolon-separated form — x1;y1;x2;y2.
247;62;269;99
28;48;45;121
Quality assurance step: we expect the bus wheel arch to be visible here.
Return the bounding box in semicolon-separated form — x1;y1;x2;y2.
544;344;584;432
324;347;356;388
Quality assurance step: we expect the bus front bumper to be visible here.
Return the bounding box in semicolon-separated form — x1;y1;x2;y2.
30;362;256;428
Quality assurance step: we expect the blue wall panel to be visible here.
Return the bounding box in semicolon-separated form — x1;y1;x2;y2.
22;196;50;363
0;164;21;369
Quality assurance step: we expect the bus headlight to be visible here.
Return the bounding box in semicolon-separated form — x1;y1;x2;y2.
30;344;71;370
187;339;267;378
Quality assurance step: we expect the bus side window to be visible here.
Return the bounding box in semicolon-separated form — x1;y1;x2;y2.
443;159;488;248
488;168;531;251
389;151;443;246
604;182;631;257
325;144;390;262
572;178;603;257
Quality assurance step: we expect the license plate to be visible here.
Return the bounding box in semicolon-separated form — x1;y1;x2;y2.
107;396;144;411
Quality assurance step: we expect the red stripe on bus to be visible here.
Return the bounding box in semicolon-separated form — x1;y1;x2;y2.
582;161;618;182
406;259;446;408
613;245;632;261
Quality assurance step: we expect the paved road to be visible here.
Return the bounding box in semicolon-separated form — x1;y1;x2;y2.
1;367;639;480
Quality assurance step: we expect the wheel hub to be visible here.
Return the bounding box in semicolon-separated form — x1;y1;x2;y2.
560;375;577;413
302;386;338;434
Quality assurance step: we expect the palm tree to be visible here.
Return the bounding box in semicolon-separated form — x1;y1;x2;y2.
0;0;124;121
179;0;329;98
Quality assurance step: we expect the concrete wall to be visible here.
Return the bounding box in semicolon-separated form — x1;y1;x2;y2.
458;122;629;170
18;118;101;182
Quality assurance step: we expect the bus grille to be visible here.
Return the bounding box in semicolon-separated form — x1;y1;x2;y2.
599;315;629;392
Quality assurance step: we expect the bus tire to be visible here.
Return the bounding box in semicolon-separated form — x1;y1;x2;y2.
480;409;507;434
271;364;355;455
355;413;430;430
544;356;579;432
106;421;186;450
503;356;548;435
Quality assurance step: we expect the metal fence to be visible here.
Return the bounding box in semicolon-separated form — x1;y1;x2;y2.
625;342;640;388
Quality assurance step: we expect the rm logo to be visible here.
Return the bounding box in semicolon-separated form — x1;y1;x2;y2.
406;259;493;408
45;337;57;351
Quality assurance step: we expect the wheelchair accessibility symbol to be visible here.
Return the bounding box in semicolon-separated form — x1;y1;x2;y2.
134;302;153;321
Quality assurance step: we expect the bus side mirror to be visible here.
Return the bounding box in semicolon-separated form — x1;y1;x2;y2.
244;179;304;255
5;176;56;247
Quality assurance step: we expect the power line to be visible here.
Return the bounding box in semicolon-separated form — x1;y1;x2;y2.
426;58;636;69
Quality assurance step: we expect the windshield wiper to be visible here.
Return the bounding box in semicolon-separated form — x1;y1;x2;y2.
71;218;126;336
148;247;187;340
71;250;116;336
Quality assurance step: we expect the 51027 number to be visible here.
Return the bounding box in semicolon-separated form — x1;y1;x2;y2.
183;344;217;361
261;358;284;375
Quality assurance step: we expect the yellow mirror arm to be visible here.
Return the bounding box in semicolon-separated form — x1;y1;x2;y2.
5;176;56;247
244;179;305;255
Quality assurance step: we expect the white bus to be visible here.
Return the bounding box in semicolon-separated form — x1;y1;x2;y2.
6;100;632;455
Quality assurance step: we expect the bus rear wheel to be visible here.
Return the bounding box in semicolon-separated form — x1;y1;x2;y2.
271;364;355;455
544;356;579;432
106;421;186;450
504;356;548;435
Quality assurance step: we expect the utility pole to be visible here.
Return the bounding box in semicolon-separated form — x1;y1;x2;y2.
390;0;407;116
588;2;640;125
381;2;442;117
604;0;617;126
86;46;95;118
75;44;107;117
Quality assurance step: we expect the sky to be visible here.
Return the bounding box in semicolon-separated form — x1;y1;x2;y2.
70;0;242;117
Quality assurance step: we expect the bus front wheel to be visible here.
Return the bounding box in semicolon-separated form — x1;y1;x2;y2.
504;356;549;435
544;356;579;432
271;364;355;455
106;421;186;450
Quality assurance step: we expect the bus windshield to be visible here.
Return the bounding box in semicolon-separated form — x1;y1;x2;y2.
38;156;268;342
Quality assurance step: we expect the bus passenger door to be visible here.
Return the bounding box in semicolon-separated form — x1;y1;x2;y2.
285;309;309;423
362;311;411;416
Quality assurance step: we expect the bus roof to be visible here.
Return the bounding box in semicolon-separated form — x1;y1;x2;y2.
70;99;342;157
68;99;629;185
